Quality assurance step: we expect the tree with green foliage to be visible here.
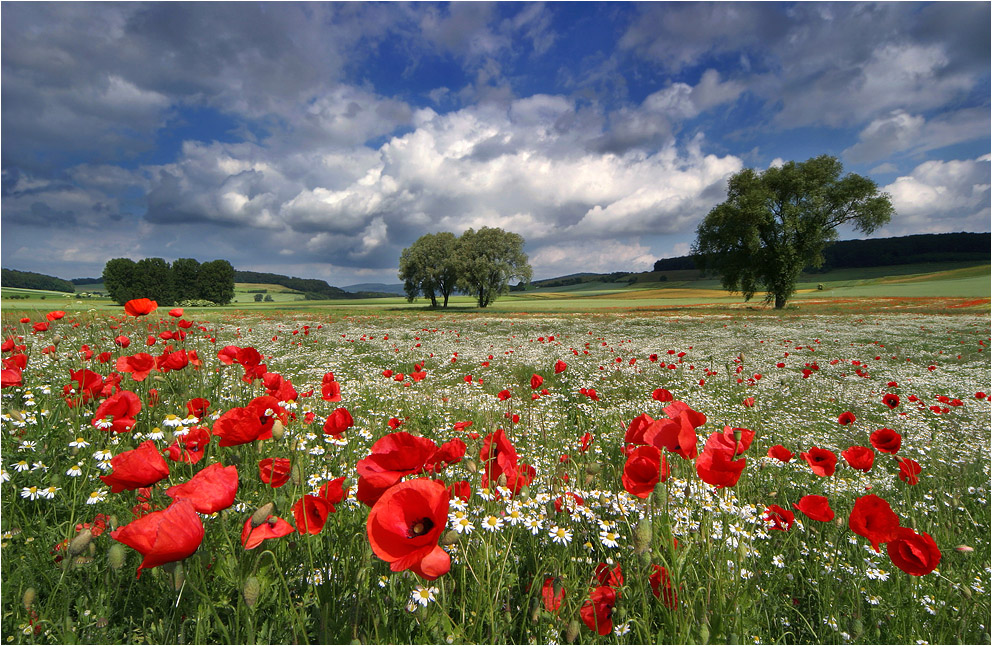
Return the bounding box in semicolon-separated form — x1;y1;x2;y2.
102;258;140;305
171;258;201;301
135;257;175;305
398;232;459;308
455;227;532;308
692;155;894;309
196;259;235;305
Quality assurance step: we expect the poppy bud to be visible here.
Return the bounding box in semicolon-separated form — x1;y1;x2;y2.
699;623;710;643
733;427;743;445
955;545;974;553
465;459;477;474
22;587;36;610
497;473;508;488
518;486;530;501
68;529;92;556
108;543;126;570
440;530;460;546
651;481;666;506
272;420;285;440
599;494;610;507
291;463;303;487
172;562;185;591
634;518;652;554
9;409;23;422
586;462;602;475
251;502;276;528
852;618;864;637
243;576;261;607
565;619;580;643
529;597;541;623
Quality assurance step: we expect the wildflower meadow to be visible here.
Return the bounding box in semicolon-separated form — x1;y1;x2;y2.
1;301;989;644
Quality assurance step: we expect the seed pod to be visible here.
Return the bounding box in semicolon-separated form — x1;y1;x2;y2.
651;481;666;505
9;409;24;422
565;619;580;643
698;623;710;644
465;459;478;474
22;587;36;610
271;420;285;440
173;563;185;591
633;518;653;554
583;474;595;487
440;530;460;546
638;550;652;567
497;473;508;488
251;502;276;528
585;462;602;475
291;463;303;487
108;543;126;570
529;597;541;623
68;529;93;556
243;576;261;608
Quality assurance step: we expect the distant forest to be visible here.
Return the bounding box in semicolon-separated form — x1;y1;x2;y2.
1;268;74;293
653;232;991;272
231;270;352;300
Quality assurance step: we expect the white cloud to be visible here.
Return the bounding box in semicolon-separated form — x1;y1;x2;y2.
845;108;990;163
530;239;657;277
884;157;990;233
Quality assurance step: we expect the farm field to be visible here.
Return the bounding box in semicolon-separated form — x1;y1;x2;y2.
1;300;989;644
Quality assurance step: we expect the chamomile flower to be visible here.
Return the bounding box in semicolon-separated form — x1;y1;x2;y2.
93;450;113;462
69;437;90;449
146;427;165;441
771;554;786;568
599;529;622;548
525;517;544;535
378;576;389;588
86;489;107;504
452;516;475;534
20;486;40;500
162;414;184;427
18;440;37;451
504;505;526;526
40;486;59;500
549;525;573;545
410;585;439;606
481;515;504;532
0;468;8;482
66;463;84;477
13;460;30;472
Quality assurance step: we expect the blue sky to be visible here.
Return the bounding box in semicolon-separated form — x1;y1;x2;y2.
2;2;989;285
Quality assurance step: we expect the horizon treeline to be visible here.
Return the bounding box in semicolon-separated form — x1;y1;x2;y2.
102;257;235;306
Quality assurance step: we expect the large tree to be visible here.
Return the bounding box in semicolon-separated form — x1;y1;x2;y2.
456;227;532;308
692;155;894;309
398;232;459;308
197;260;236;305
102;258;140;305
171;257;201;302
134;257;175;305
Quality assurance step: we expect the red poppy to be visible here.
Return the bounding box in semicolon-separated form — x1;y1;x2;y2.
116;353;156;381
882;393;900;409
649;564;678;609
111;499;203;578
164;426;212;463
800;446;837;477
166;463;238;514
898;457;922;485
168;308;183;317
541;577;565;613
358;432;439;487
594;562;623;589
479;429;534;496
849;494;900;552
323;407;354;437
447;480;471;502
841;446;875;472
793;495;834;522
622;445;667;498
580;586;617;636
887;527;941;576
837;411;857;426
321;373;342;402
186;397;210;419
704;426;754;456
32;321;50;332
763;504;795;531
497;389;511;401
870;428;902;454
46;310;66;321
767;445;793;462
293;495;333;534
212;396;285;447
262;371;298;402
91;390;142;433
64;368;104;406
366;478;450;580
695;445;746;488
100;440;170;493
424;438;467;475
124;298;158;317
652;388;674;402
530;374;543;389
624;413;656;446
242;514;295;549
578;431;593;452
258;457;292;487
645;401;705;460
317;476;348;512
554;492;586;514
554;360;568;374
1;365;23;389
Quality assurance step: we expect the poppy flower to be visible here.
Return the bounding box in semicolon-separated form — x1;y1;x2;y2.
92;390;142;433
156;349;190;373
793;495;834;522
497;389;511;401
366;478;450;580
849;494;900;552
447;480;471;502
165;463;238;514
870;428;902;454
357;432;440;490
64;368;104;406
704;426;754;456
530;374;543;389
1;365;23;388
317;476;348;512
887;527;941;576
479;429;534;496
652;388;674;403
541;577;565;613
800;446;837;477
164;426;211;463
321;374;342;402
46;310;66;321
695;445;746;488
554;492;586;514
124;298;158;317
293;495;333;535
32;321;50;332
841;446;875;472
111;499;203;578
594;562;623;589
622;445;667;499
116;353;156;382
882;393;900;409
649;564;678;609
624;413;656;446
242;513;295;549
424;438;467;475
580;586;617;636
258;458;292;488
646;401;705;460
186;397;210;419
837;411;857;426
554;360;568;374
763;504;795;531
767;445;793;462
99;440;170;493
898;458;922;485
212;396;285;447
323;407;354;437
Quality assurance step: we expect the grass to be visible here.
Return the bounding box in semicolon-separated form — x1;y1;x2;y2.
1;300;989;644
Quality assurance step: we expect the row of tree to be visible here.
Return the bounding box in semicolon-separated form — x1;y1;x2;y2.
1;268;75;293
399;227;532;308
103;258;235;306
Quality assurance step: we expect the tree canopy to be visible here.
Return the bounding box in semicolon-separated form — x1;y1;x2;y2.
102;257;235;306
397;227;531;308
692;155;894;309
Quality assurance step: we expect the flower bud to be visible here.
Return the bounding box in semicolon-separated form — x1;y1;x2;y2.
633;518;653;554
243;576;261;608
529;597;541;623
291;463;303;487
108;543;126;570
68;529;93;556
955;545;974;553
172;562;185;591
251;502;276;528
271;420;285;440
699;623;710;644
497;473;508;488
585;462;602;475
565;619;580;643
9;409;24;422
440;530;460;546
22;587;36;610
465;459;477;474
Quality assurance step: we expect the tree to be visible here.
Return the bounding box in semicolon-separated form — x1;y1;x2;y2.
196;260;236;305
102;258;139;305
692;155;894;309
398;232;459;307
172;258;201;301
455;227;532;308
135;258;175;305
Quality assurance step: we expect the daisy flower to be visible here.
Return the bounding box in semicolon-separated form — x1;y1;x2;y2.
599;529;621;548
410;585;439;607
66;463;83;477
481;515;504;532
69;437;90;449
21;486;40;500
549;525;573;545
86;489;107;504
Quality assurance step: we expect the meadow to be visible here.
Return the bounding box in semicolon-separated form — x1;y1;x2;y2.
1;280;990;644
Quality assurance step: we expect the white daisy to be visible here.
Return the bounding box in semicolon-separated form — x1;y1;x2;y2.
410;585;439;606
69;437;91;449
20;486;40;500
481;515;504;532
549;525;572;545
66;463;84;477
86;489;107;504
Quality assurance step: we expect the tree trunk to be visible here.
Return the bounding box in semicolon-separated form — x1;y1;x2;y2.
774;294;786;309
443;293;449;308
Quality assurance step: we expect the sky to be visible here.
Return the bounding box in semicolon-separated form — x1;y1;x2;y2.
2;2;989;286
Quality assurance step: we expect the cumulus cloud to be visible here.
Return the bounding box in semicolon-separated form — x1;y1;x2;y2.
845;108;990;164
883;156;991;233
